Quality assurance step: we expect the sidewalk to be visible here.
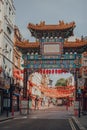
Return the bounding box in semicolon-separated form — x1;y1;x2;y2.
0;111;20;122
77;114;87;129
72;114;87;130
68;106;87;130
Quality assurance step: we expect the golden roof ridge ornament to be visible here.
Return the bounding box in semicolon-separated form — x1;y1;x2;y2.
28;20;76;30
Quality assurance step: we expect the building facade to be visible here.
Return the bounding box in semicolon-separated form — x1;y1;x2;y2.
0;0;15;115
12;26;24;112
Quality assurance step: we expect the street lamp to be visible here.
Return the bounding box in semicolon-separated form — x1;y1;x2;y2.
77;87;82;118
27;95;29;115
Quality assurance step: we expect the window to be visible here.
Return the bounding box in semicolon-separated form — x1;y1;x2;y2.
5;65;7;72
10;48;12;54
5;44;7;49
7;26;12;35
9;68;11;76
5;44;8;52
6;1;8;5
9;7;11;15
15;56;18;66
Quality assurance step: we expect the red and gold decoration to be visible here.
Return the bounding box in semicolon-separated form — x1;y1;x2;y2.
29;81;75;98
13;69;23;81
38;69;67;74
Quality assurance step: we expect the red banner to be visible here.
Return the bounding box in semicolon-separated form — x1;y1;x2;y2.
29;81;75;98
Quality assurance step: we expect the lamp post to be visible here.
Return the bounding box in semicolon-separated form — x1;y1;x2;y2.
11;84;15;116
6;89;9;117
77;87;82;118
27;95;29;115
5;76;10;117
5;76;11;117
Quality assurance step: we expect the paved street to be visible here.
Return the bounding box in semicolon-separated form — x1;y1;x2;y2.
28;106;73;119
0;106;80;130
0;119;74;130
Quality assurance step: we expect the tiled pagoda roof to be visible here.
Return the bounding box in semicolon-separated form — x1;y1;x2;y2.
28;21;76;31
15;39;87;49
15;40;40;48
64;39;87;48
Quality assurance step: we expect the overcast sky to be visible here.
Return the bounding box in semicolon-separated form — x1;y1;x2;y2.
14;0;87;41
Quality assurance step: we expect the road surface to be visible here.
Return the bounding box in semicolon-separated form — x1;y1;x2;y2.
0;106;79;130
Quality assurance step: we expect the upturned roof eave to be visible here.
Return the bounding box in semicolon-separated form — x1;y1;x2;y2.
15;40;87;49
28;21;76;31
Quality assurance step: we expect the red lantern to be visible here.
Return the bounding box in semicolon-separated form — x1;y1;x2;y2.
21;69;24;73
46;69;48;74
48;69;51;74
39;69;42;74
55;69;57;74
58;69;61;74
43;69;45;74
52;69;54;74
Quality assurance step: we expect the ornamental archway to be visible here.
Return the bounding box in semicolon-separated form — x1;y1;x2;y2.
15;21;87;102
22;51;81;99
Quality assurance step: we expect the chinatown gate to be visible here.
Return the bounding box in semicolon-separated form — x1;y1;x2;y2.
15;21;87;111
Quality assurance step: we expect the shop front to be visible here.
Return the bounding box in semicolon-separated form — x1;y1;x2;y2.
0;90;3;114
12;93;20;111
10;84;20;112
0;77;5;115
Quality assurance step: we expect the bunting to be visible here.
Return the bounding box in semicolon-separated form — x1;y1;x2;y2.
29;81;75;98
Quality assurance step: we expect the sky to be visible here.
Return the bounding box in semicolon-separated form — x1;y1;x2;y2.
14;0;87;41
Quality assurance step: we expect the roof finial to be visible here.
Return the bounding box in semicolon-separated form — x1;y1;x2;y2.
40;21;45;26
